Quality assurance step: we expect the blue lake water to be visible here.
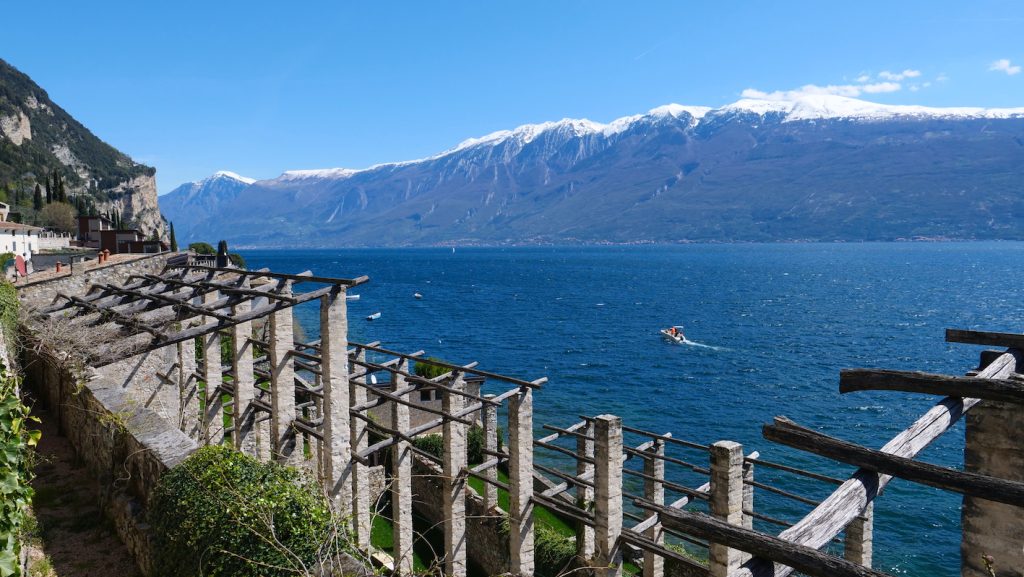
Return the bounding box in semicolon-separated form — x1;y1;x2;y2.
239;242;1024;575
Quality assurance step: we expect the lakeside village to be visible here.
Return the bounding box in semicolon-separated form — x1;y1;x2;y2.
0;221;1021;577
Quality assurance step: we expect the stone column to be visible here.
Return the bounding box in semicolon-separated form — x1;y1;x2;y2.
844;502;873;567
643;439;665;577
231;291;258;456
482;394;498;511
508;386;535;577
443;373;468;577
350;346;371;550
594;415;623;577
391;359;414;576
709;441;744;577
177;336;200;439
269;283;298;465
320;290;352;513
577;421;595;561
201;290;223;445
962;398;1024;577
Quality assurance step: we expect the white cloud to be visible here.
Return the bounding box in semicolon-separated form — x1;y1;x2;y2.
989;59;1021;75
742;81;901;100
855;74;871;83
936;73;949;82
878;69;922;81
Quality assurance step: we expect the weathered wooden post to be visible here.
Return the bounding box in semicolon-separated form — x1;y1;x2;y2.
643;439;665;577
269;281;299;464
508;386;535;577
443;373;468;577
577;420;596;562
594;414;623;577
391;359;414;576
319;289;352;514
231;288;258;456
709;441;744;577
350;345;372;550
844;502;873;567
201;290;223;445
482;393;498;511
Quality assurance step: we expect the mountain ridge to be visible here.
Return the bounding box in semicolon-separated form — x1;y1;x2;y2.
162;94;1024;247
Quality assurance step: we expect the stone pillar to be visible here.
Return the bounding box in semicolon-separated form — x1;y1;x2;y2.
350;346;372;550
508;386;535;577
231;292;258;456
577;421;595;561
443;373;468;577
962;399;1024;577
643;439;665;577
269;284;298;465
202;290;223;445
482;394;498;511
177;336;200;438
845;502;873;567
594;415;623;577
709;441;744;577
391;359;414;576
320;290;352;513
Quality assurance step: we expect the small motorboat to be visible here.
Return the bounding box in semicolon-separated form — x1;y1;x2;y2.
413;292;422;299
660;325;685;343
366;312;381;321
346;294;360;301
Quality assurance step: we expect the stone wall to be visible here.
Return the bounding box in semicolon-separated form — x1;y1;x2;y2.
962;399;1024;577
23;348;197;576
16;251;176;310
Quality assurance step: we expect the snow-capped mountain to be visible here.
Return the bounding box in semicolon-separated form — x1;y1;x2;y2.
160;171;256;240
161;95;1024;246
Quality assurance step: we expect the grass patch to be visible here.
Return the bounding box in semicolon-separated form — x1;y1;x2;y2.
466;468;575;537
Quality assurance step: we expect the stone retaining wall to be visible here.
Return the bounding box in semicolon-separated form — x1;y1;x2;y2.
17;251;177;310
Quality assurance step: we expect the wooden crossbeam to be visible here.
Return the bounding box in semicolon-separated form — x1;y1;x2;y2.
840;368;1024;404
634;499;894;577
946;328;1024;350
66;295;168;340
763;416;1024;508
166;263;369;287
97;284;236;322
619;528;710;577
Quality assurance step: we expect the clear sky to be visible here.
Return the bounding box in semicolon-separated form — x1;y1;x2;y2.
3;0;1023;194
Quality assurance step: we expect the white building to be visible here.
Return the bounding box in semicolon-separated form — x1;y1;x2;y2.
0;211;42;261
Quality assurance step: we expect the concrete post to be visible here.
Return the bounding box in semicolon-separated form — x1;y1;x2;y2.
350;346;371;550
962;398;1024;577
709;441;744;577
482;394;498;511
443;373;468;577
508;386;535;577
391;359;414;576
177;336;199;439
269;283;299;465
320;290;352;513
594;414;623;577
643;439;665;577
201;290;223;445
231;292;258;456
577;420;595;561
844;502;873;567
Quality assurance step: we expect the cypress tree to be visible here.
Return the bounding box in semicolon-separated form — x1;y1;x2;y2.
169;222;178;251
44;181;52;204
33;183;43;211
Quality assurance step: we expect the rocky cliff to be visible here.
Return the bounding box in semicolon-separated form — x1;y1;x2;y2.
0;58;165;240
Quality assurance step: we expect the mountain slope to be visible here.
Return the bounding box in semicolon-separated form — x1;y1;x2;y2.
159;171;255;241
163;95;1024;246
0;58;164;238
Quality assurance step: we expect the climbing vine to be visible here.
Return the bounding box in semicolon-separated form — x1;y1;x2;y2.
0;363;40;577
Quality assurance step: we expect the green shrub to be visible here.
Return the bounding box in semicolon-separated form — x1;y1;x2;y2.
188;242;215;255
413;357;450;379
149;445;346;577
534;522;577;577
412;433;444;461
0;363;40;577
0;282;17;347
228;253;247;268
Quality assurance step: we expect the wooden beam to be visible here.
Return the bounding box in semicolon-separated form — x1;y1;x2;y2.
167;264;369;287
763;416;1024;508
840;368;1024;404
734;349;1022;577
946;328;1024;350
634;500;894;577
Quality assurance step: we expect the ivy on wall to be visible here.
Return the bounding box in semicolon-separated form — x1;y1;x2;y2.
0;362;39;577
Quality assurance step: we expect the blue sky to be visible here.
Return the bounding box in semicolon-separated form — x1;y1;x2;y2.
3;0;1023;193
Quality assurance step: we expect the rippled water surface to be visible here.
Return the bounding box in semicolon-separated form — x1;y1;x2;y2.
240;242;1024;575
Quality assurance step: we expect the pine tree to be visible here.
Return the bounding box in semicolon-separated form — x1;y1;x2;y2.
169;221;178;251
33;183;43;211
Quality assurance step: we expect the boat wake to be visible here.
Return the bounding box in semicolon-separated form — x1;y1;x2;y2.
678;338;727;351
